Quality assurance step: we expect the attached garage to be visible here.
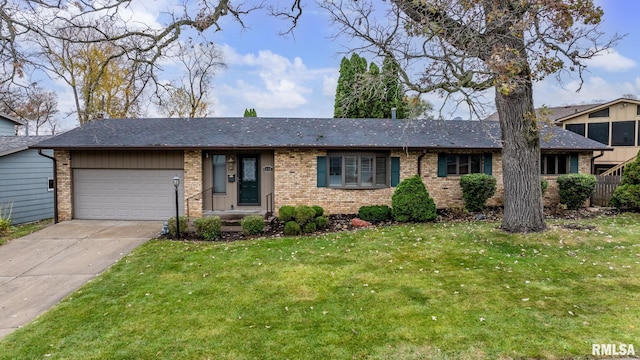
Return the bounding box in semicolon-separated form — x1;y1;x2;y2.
74;169;184;220
71;150;184;221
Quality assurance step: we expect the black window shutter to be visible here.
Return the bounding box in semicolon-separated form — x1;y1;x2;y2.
317;156;327;187
391;157;400;187
437;154;447;177
570;154;579;173
483;153;493;175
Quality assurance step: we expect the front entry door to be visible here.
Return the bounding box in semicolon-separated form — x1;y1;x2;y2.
238;155;260;205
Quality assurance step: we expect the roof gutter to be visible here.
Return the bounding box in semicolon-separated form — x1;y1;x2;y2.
37;149;58;223
591;150;605;174
417;150;427;176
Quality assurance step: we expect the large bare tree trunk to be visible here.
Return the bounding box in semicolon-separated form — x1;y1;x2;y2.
495;80;546;232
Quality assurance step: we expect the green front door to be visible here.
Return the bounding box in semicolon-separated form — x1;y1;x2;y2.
238;155;260;205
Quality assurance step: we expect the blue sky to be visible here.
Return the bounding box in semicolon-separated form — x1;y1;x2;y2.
53;0;640;128
211;0;640;119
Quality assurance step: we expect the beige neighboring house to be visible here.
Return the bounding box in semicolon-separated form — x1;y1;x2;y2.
553;98;640;174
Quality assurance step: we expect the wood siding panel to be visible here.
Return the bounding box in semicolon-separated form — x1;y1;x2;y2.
0;119;16;135
72;150;183;169
0;149;54;224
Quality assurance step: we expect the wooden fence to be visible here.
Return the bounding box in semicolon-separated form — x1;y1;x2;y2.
592;175;621;207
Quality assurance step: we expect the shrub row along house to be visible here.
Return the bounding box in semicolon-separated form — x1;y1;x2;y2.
0;114;54;224
30;117;608;222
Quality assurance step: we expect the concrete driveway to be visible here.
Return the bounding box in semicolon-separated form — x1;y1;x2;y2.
0;220;162;339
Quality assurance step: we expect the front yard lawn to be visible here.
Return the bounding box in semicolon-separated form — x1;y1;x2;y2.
1;213;639;359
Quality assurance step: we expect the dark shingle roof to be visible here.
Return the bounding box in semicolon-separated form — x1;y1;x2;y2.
30;117;609;152
0;136;53;157
484;103;604;122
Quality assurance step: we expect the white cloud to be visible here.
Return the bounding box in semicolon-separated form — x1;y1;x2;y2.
586;49;636;72
533;76;639;106
215;45;337;117
323;75;338;97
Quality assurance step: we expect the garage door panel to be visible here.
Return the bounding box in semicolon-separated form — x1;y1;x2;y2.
74;169;184;220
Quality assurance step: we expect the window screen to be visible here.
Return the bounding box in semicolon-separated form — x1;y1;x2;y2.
588;108;610;118
213;155;227;194
611;121;636;146
587;122;609;145
566;123;585;137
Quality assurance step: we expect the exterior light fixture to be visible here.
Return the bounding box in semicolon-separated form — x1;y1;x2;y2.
173;175;180;238
228;155;235;170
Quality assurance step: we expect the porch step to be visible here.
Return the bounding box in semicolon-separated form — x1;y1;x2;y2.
202;210;273;233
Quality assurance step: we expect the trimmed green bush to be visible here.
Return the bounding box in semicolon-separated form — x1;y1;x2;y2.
194;216;222;241
611;151;640;209
459;174;497;212
541;179;549;196
358;205;392;223
294;205;316;225
278;205;296;222
315;216;329;230
241;215;264;236
312;205;324;217
557;174;597;210
168;216;189;238
610;184;640;209
302;222;317;233
284;221;301;236
391;175;436;222
610;151;640;210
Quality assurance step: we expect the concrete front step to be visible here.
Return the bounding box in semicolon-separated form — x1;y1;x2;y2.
202;210;274;232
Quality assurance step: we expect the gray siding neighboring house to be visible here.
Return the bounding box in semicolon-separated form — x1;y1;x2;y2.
0;115;54;224
0;114;24;136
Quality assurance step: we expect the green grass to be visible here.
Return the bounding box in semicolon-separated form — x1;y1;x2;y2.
0;219;52;246
2;214;640;359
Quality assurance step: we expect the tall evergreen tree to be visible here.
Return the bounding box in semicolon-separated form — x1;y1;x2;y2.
243;108;257;117
334;53;421;119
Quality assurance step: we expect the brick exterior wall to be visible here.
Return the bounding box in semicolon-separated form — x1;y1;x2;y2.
542;153;592;205
273;149;592;215
55;150;72;221
184;150;203;219
418;152;505;209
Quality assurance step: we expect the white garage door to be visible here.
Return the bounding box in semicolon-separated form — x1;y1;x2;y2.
74;169;184;220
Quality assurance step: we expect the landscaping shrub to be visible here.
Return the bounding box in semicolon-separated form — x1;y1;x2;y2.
315;216;329;230
358;205;392;223
294;205;316;225
194;216;222;241
312;205;324;217
610;184;640;209
541;179;549;196
168;216;189;238
557;174;597;210
278;205;296;222
302;222;317;234
459;174;497;212
391;175;436;222
284;221;301;236
611;152;640;209
241;215;265;236
0;202;12;234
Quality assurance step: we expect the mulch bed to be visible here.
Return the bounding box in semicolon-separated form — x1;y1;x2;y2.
166;206;622;242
